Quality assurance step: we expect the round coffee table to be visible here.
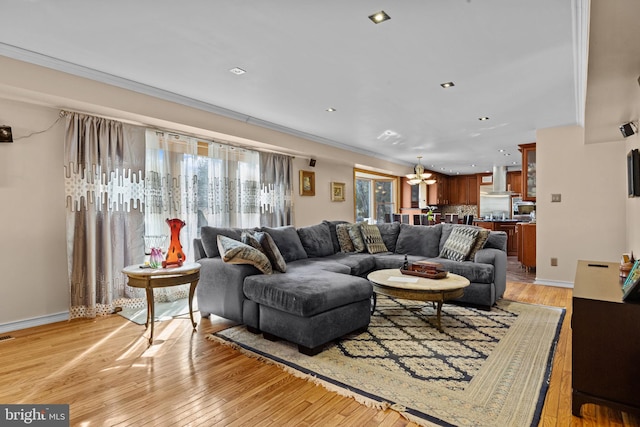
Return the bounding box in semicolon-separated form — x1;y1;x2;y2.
122;262;201;345
367;268;470;332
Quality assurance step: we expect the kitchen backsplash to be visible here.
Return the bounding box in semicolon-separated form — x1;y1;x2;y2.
440;205;478;217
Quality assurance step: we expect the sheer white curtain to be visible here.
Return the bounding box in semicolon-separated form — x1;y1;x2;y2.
201;143;260;229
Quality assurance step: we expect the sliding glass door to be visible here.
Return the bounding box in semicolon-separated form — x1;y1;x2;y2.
355;170;398;223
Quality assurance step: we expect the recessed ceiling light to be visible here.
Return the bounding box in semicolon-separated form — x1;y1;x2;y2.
368;10;391;24
326;107;337;112
229;67;246;75
504;153;511;156
512;161;518;165
440;82;455;88
478;117;490;121
471;164;476;167
498;149;505;153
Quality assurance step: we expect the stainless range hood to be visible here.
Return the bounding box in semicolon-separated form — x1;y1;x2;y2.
483;166;515;196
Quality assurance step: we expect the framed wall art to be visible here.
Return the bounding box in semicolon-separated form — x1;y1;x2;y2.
299;170;315;196
331;182;346;202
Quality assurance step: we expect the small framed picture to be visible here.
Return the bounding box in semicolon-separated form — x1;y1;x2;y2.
331;182;346;202
299;170;315;196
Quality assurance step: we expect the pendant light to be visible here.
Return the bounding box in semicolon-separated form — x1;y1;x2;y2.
406;156;436;185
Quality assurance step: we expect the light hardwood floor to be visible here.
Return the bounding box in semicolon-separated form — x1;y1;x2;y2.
1;282;639;426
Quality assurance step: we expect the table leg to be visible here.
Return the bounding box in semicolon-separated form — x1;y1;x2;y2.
435;301;443;333
147;287;155;345
188;279;199;330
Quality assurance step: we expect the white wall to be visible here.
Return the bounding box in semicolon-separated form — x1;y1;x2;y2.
626;133;640;254
293;157;355;227
0;55;410;330
536;125;627;285
0;99;68;327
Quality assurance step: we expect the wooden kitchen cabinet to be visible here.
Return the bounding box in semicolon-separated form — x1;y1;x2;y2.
428;174;449;205
507;171;522;195
493;222;517;256
516;222;536;269
475;221;494;230
519;143;536;201
450;175;478;205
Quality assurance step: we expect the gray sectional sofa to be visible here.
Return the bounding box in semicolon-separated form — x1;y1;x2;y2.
194;221;507;355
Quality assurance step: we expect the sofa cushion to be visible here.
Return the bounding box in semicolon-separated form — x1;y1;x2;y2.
426;257;494;284
360;224;388;254
201;226;246;258
217;235;272;274
336;224;355;252
262;226;308;263
376;222;401;253
373;253;426;270
243;271;372;317
347;222;366;253
255;231;287;273
297;223;335;258
439;226;480;262
322;253;377;276
395;223;442;258
467;228;490;261
323;220;349;253
286;258;351;275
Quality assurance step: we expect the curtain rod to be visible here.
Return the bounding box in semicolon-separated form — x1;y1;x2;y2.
61;109;301;160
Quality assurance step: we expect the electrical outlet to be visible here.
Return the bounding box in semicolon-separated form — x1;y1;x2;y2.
551;194;561;203
551;257;558;267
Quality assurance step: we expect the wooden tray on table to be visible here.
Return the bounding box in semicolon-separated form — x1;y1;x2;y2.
400;261;448;279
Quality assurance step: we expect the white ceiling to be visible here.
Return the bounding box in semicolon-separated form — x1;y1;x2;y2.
0;0;582;174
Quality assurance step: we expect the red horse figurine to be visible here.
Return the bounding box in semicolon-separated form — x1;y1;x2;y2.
163;218;186;268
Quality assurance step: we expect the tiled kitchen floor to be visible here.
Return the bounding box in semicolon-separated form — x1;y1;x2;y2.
506;256;536;283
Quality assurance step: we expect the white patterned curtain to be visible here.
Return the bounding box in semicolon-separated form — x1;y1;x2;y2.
260;152;293;227
64;113;146;319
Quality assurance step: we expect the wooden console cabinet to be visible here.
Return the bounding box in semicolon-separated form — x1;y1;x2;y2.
516;222;536;269
572;260;640;417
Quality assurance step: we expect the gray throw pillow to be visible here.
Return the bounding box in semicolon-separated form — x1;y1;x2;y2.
360;224;389;254
347;222;366;253
217;235;273;274
395;223;442;257
440;226;481;262
261;226;308;262
336;223;355;253
200;226;244;258
376;222;401;253
255;231;287;273
297;223;335;257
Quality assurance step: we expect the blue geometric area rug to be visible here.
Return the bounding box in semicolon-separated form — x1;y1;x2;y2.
209;296;564;427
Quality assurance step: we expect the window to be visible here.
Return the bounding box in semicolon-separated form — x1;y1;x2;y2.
354;169;399;223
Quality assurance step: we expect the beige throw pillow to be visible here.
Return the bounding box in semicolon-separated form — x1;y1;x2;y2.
360;224;388;254
439;226;480;262
336;223;356;253
217;235;273;274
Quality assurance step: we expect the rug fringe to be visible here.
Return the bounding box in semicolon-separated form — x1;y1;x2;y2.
207;334;391;412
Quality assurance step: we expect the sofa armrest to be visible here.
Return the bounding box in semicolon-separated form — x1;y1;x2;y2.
196;257;261;324
474;248;507;299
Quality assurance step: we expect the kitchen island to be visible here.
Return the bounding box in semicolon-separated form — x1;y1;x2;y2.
474;219;522;256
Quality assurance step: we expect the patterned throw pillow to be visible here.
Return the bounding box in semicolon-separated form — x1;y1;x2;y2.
347;222;366;253
467;228;490;261
360;224;389;254
255;231;287;273
217;235;273;274
439;226;480;262
241;231;264;252
336;223;356;253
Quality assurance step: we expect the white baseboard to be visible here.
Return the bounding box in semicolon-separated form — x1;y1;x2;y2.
533;279;574;288
0;312;69;334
